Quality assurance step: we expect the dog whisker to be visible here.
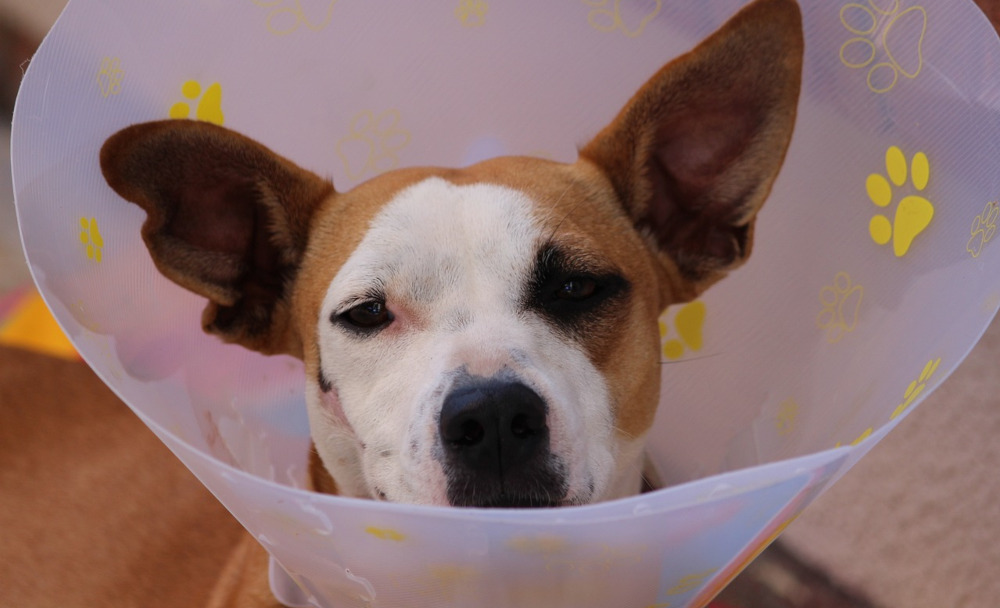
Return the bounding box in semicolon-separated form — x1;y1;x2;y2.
542;182;585;243
658;351;722;365
609;423;638;443
639;471;658;494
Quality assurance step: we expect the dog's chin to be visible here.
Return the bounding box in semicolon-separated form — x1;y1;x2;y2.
449;494;564;509
373;483;586;509
370;491;566;509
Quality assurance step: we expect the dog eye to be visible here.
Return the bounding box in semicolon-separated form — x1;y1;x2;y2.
556;277;599;301
526;245;630;329
338;300;393;331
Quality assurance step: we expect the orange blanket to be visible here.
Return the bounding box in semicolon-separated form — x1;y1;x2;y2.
0;286;78;360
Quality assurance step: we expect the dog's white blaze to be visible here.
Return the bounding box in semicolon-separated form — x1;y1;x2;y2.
310;178;617;506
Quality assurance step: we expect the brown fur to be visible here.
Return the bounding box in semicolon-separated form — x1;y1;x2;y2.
100;122;335;357
7;0;803;605
0;345;247;607
309;446;339;495
203;536;283;608
580;0;803;299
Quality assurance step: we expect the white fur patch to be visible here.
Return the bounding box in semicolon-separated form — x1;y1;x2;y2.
309;177;623;505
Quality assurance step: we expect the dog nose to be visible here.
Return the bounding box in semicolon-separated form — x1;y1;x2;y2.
440;380;548;472
439;379;557;507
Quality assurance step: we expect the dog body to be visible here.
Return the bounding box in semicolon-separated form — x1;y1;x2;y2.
0;345;249;607
99;0;803;511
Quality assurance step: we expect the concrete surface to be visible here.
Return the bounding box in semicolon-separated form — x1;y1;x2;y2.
782;319;1000;606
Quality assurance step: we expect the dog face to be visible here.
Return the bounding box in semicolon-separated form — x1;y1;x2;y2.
303;165;666;506
100;0;802;507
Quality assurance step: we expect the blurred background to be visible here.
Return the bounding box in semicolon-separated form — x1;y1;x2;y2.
2;1;999;607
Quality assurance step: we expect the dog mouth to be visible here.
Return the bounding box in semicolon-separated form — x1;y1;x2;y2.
448;487;566;509
443;462;571;508
436;377;575;509
442;468;598;508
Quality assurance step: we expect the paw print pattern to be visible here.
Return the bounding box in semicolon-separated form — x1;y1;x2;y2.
775;399;799;436
364;526;406;542
79;217;104;262
891;357;940;419
836;357;941;448
581;0;662;38
659;301;705;360
336;109;411;181
816;272;864;343
967;200;999;258
544;544;644;576
169;80;224;125
96;57;124;98
456;0;488;27
867;145;934;257
836;426;873;448
254;0;337;36
839;0;927;94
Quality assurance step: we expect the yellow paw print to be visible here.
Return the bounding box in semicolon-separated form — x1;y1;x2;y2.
967;200;999;258
866;145;934;257
659;300;705;360
816;272;864;343
891;357;940;419
839;0;927;93
456;0;488;27
169;80;224;125
775;398;799;436
336;109;411;181
79;217;104;262
254;0;337;35
835;426;873;448
96;57;124;98
581;0;662;38
364;526;406;542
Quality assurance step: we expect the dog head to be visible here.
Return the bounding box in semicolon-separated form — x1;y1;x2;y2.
100;0;802;507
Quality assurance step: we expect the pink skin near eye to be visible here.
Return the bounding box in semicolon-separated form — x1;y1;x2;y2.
380;301;419;335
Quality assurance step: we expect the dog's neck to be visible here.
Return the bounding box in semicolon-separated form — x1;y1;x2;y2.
308;447;339;495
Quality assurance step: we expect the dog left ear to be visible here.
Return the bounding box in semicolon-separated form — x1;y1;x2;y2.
580;0;803;302
101;120;335;357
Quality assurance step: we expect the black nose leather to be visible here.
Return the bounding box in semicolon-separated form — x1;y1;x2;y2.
439;380;549;478
439;378;558;508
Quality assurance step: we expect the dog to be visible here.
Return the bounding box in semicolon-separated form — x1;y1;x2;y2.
99;0;802;511
3;0;802;605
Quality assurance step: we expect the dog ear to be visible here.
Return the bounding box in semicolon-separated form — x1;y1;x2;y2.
580;0;803;301
100;120;334;357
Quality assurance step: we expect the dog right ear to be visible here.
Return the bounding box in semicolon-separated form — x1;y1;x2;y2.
100;120;335;357
579;0;803;304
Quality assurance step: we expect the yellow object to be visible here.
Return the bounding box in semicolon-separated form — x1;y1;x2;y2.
169;80;225;125
661;300;706;360
364;526;406;542
79;216;104;262
866;146;935;257
0;290;78;360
